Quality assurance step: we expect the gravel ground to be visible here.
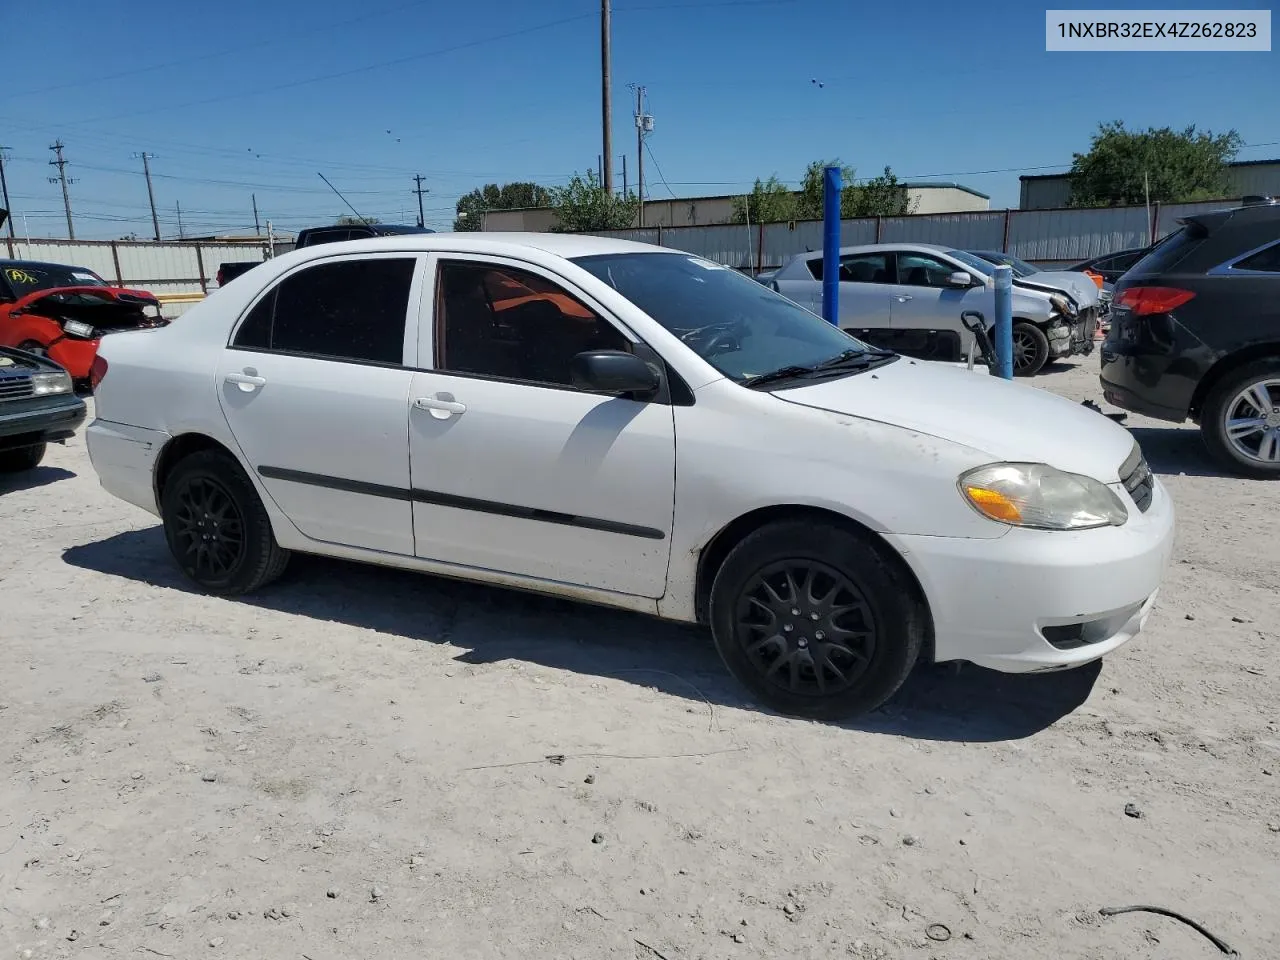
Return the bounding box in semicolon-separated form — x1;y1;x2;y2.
2;358;1277;960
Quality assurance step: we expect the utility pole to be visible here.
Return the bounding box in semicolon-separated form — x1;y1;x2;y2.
412;174;428;228
134;152;161;241
176;201;185;240
48;141;75;239
0;146;14;238
600;0;613;193
634;85;647;227
621;154;628;197
252;193;261;234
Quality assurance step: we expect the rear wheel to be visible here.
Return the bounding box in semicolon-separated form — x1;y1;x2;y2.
0;443;46;473
1011;321;1049;377
708;520;925;719
160;449;291;594
1201;358;1280;479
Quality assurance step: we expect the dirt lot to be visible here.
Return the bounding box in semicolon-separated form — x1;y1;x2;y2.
2;358;1278;960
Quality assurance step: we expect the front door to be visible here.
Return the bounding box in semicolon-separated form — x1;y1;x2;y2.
217;254;423;555
406;256;676;598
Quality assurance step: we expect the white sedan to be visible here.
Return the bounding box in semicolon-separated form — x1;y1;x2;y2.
86;234;1175;718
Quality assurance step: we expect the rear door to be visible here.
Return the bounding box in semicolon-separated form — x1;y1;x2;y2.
217;253;424;555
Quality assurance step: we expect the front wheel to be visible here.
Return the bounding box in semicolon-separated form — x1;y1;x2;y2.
708;520;926;719
1011;321;1049;377
160;449;291;593
1201;358;1280;479
0;443;46;473
17;340;48;358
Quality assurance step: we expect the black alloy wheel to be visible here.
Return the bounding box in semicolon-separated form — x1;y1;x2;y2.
160;449;291;594
735;559;876;697
708;520;925;719
170;474;247;581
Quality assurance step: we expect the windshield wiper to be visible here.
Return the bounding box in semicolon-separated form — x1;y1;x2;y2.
740;364;819;388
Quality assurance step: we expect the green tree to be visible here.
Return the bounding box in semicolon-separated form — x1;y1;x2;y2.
795;160;914;219
454;181;553;231
548;169;640;231
730;175;798;224
1068;121;1243;207
336;214;380;225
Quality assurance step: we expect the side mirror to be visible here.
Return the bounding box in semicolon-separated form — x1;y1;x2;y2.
947;271;974;288
570;350;659;395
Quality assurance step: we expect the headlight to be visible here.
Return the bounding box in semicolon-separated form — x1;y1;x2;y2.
63;320;96;338
1049;294;1076;317
959;462;1128;530
31;371;74;396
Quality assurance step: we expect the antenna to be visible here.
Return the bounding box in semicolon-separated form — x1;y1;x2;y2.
317;172;371;225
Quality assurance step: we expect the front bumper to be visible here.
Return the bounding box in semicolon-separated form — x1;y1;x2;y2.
0;395;87;450
885;474;1175;673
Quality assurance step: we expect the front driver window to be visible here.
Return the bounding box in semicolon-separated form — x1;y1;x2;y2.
434;260;630;387
896;253;958;288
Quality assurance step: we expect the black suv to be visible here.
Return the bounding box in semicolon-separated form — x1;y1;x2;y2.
1099;199;1280;478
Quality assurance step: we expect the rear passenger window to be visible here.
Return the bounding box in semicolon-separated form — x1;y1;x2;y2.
1236;242;1280;273
232;258;415;364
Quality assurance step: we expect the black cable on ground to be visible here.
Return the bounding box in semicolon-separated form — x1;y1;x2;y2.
1100;904;1239;957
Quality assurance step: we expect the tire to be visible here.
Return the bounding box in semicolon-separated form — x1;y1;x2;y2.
17;340;48;358
1200;357;1280;479
160;449;291;594
1011;321;1049;377
708;520;926;719
0;443;46;473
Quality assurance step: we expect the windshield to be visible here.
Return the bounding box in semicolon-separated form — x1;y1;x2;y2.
572;252;878;382
947;250;999;277
961;250;1040;277
3;263;107;296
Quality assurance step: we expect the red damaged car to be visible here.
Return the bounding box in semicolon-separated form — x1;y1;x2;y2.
0;259;167;389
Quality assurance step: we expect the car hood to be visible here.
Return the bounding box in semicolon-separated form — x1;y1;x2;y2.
774;358;1136;482
1015;272;1100;310
13;285;162;325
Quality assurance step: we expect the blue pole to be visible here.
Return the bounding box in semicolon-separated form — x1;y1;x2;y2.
821;164;841;325
993;264;1014;379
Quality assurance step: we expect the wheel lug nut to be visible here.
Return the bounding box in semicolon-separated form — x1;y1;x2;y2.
790;608;800;616
809;612;819;621
783;624;793;633
815;630;826;640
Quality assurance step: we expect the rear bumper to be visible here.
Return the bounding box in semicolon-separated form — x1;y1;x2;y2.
0;396;87;450
86;418;168;516
1099;340;1191;423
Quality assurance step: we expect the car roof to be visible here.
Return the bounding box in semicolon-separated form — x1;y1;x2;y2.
0;259;101;272
798;241;955;260
281;231;676;260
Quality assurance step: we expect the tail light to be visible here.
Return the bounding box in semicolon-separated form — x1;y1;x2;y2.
89;355;109;391
216;267;226;286
1114;286;1195;316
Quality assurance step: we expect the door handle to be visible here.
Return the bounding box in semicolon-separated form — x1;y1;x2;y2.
895;295;913;302
414;395;467;420
225;371;266;392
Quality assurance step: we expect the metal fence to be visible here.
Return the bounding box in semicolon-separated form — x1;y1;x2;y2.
3;236;274;316
585;198;1241;271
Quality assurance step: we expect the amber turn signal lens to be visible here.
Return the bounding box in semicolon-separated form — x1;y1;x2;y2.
963;486;1023;523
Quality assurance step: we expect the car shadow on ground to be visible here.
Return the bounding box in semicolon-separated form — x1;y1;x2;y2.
63;527;1100;744
1127;425;1239;479
0;466;77;494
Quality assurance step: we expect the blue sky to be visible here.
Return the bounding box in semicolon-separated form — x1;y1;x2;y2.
0;0;1275;239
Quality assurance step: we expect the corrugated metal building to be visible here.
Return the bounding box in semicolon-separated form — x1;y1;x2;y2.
1020;158;1280;209
482;183;988;231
